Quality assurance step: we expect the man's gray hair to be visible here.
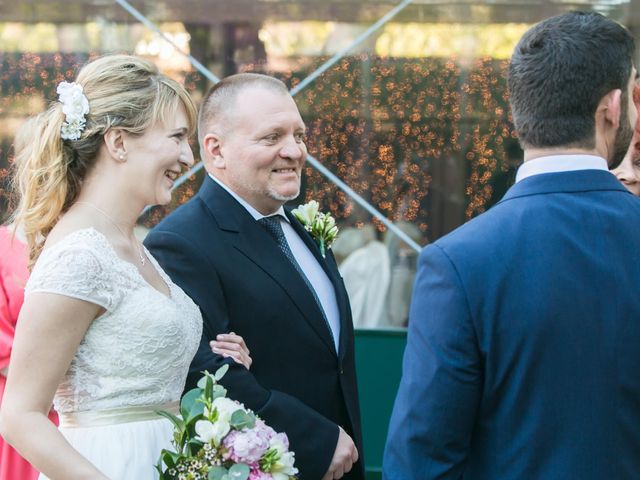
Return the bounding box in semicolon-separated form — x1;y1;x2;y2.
197;73;290;148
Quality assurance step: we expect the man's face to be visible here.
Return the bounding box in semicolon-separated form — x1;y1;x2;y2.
611;140;640;196
610;69;638;168
212;86;307;215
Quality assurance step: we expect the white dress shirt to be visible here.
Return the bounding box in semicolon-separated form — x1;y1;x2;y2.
209;174;341;351
515;154;610;183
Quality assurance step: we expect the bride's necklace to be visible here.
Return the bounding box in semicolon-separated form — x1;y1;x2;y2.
75;201;146;266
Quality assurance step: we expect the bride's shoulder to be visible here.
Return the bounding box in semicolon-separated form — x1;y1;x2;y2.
43;213;109;253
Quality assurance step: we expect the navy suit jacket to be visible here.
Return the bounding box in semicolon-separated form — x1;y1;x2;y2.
384;170;640;479
145;177;364;480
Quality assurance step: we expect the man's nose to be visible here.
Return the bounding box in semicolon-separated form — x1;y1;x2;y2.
280;136;305;160
615;164;636;184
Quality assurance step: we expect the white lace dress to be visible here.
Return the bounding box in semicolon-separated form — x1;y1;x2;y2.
26;228;202;480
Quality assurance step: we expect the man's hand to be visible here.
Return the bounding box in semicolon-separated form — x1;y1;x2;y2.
322;427;359;480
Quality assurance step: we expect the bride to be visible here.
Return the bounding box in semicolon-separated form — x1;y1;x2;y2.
0;55;250;479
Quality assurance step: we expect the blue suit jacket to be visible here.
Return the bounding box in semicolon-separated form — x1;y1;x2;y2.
384;170;640;479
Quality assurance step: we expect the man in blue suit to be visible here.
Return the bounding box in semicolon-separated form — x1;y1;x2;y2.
384;12;640;479
146;73;363;480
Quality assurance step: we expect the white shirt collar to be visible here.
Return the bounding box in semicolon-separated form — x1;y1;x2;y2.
515;154;610;183
208;174;288;221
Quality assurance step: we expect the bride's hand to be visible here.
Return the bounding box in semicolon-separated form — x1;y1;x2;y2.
210;332;252;369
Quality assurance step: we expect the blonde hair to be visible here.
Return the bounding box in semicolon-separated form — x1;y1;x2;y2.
11;54;197;268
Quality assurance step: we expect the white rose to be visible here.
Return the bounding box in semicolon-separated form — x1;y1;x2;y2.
56;81;78;101
195;418;231;446
61;94;89;120
212;396;242;423
210;419;231;446
57;82;89;114
195;419;217;443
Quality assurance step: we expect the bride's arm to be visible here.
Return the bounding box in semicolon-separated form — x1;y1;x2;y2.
0;293;110;480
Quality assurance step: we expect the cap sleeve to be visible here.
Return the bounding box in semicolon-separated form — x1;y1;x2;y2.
26;229;123;311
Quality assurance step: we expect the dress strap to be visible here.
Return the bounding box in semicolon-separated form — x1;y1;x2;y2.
58;401;179;428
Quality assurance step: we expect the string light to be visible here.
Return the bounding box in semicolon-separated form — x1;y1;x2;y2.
0;52;520;239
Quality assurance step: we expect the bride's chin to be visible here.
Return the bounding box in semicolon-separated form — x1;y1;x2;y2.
154;188;173;206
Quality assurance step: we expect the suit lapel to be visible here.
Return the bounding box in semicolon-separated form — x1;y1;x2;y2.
199;179;338;357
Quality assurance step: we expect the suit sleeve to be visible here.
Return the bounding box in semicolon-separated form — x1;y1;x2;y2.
145;228;339;479
383;244;482;480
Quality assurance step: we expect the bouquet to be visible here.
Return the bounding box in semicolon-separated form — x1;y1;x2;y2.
157;365;298;480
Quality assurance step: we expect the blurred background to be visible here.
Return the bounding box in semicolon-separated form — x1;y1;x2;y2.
1;2;637;474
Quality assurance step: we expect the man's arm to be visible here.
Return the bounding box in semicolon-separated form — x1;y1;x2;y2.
383;244;482;480
145;228;343;479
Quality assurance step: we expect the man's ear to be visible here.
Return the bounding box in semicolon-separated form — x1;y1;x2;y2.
103;128;127;162
203;132;225;170
598;88;622;129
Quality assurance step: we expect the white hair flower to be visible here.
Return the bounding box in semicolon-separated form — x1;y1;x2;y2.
57;81;89;140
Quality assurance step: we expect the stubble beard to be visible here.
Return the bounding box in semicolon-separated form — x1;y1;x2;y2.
229;172;301;208
610;94;635;169
267;183;301;203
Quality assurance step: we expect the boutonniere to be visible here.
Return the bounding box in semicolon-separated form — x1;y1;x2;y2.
292;200;339;258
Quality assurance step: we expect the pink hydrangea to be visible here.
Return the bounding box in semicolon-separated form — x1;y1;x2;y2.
249;470;273;480
223;427;270;464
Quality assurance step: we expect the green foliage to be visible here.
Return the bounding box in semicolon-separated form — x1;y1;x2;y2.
157;367;227;479
207;464;250;480
230;410;255;430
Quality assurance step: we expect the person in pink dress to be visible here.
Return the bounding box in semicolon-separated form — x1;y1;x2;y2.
0;224;57;480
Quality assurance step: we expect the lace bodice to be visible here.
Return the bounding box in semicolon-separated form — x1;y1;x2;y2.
25;228;202;414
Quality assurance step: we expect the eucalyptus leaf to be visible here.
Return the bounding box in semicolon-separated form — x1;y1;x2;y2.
228;463;250;480
212;384;227;400
208;466;229;480
230;410;255;430
181;388;205;420
214;363;229;381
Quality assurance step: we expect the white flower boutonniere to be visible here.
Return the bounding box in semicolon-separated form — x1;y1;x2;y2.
292;200;339;258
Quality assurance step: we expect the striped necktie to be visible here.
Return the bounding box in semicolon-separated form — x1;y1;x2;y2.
258;216;336;348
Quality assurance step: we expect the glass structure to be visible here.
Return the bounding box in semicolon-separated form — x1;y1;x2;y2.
0;0;636;328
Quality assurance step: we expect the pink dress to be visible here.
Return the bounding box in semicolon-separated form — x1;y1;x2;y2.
0;226;57;480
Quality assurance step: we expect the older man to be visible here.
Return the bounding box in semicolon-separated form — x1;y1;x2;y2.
146;73;363;480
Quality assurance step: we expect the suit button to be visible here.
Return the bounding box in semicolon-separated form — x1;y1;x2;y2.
340;368;344;375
